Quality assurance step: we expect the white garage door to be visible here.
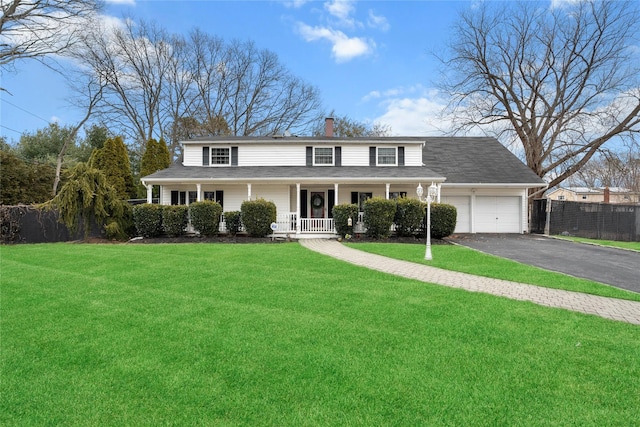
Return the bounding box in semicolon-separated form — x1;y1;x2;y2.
441;196;470;233
475;196;521;233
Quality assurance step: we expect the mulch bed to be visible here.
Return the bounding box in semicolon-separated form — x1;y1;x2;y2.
78;234;452;245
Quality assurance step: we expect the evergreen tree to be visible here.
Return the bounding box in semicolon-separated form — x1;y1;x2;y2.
89;136;136;199
43;162;131;239
0;151;55;205
140;137;171;177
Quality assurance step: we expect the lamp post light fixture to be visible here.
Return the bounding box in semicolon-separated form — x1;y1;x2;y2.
417;182;438;260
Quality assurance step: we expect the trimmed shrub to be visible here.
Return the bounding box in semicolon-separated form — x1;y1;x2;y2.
422;203;457;239
332;203;359;237
162;205;189;237
224;211;242;236
190;201;223;237
240;199;276;237
133;204;163;237
363;197;397;239
394;197;424;237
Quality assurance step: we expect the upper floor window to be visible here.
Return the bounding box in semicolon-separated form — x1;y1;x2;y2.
212;148;230;165
377;147;396;165
558;195;565;200
314;147;334;165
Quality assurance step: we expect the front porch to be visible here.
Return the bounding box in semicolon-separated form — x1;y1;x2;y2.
217;212;368;238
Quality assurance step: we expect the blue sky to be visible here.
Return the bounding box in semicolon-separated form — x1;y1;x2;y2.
1;0;472;142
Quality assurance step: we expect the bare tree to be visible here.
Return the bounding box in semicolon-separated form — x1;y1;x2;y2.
0;0;100;76
312;112;391;137
439;1;640;195
78;21;322;157
570;141;640;192
53;71;105;195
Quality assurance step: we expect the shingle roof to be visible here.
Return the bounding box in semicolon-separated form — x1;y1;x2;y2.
143;165;443;183
422;137;545;184
143;136;545;186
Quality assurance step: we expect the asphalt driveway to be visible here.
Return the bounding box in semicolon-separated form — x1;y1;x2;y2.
448;234;640;293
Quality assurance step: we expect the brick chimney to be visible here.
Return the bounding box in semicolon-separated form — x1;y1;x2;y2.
603;186;610;203
325;117;334;138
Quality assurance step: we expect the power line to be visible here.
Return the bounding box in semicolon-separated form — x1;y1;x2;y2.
1;98;51;124
0;124;23;135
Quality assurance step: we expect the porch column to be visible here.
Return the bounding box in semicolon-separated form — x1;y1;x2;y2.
247;183;252;200
145;184;153;204
437;183;441;203
334;183;339;205
296;183;301;237
385;183;390;199
196;184;202;202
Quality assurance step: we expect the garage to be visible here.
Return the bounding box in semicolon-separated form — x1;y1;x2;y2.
475;196;521;233
441;196;470;233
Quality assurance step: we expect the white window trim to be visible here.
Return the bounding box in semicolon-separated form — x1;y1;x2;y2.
209;146;231;166
377;147;397;166
313;146;334;166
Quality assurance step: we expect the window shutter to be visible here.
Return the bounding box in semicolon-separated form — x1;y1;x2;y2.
215;190;224;210
328;189;335;218
335;146;341;166
306;146;313;166
301;190;308;218
369;147;376;166
202;147;210;166
398;146;405;166
231;147;238;166
351;192;358;205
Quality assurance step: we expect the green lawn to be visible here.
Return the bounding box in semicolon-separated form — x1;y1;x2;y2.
2;243;639;426
346;242;640;302
552;235;640;251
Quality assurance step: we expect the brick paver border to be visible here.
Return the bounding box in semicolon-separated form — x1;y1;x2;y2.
300;239;640;325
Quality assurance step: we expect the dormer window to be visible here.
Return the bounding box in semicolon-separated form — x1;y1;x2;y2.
377;147;397;165
314;147;334;165
212;148;230;165
202;146;238;166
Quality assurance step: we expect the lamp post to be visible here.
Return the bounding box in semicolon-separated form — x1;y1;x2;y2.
417;182;438;260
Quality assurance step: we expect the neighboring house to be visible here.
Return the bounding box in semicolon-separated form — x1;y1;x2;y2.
141;120;545;237
546;187;640;204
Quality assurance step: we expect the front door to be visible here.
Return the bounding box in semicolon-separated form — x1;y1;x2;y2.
310;192;325;218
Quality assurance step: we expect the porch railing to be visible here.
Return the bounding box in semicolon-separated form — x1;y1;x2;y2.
217;212;370;235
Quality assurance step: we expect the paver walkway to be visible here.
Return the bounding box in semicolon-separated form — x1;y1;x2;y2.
300;239;640;325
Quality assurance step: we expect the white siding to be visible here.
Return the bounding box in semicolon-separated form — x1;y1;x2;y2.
251;184;291;214
239;145;305;166
441;196;471;233
341;146;371;166
183;145;203;166
404;144;424;166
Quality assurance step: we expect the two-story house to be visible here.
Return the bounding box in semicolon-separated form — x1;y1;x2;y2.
141;119;545;237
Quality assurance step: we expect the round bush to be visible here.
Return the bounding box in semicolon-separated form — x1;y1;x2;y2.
394;197;424;237
363;197;397;239
332;203;359;237
224;211;242;236
189;201;223;237
431;203;457;238
133;203;163;237
240;199;276;237
162;205;189;237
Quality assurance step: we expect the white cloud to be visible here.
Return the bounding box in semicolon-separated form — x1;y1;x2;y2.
296;23;373;62
549;0;582;9
325;0;355;21
363;85;455;136
367;10;389;32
